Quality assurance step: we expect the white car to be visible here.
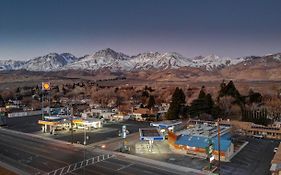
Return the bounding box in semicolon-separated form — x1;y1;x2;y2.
274;147;278;153
253;134;263;139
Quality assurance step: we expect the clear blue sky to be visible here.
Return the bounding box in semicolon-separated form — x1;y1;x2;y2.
0;0;281;60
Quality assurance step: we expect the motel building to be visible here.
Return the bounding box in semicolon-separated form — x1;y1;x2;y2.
168;122;234;161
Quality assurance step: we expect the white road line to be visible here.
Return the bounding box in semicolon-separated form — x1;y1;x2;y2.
45;154;114;175
116;163;134;171
66;164;71;173
59;167;65;175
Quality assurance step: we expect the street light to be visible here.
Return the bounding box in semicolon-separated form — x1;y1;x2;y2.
83;124;89;175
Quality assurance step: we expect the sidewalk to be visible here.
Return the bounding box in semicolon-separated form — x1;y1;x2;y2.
0;127;84;149
0;161;28;175
95;148;209;175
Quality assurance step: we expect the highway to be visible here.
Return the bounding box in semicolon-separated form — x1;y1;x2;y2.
0;128;204;175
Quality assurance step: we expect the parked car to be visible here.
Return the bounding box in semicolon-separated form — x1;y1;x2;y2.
253;134;263;139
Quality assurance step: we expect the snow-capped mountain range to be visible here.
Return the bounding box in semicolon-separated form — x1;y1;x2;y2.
0;48;280;72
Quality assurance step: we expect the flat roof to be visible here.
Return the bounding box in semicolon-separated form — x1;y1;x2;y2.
177;123;231;138
139;128;164;141
175;134;232;152
150;120;182;127
140;128;161;137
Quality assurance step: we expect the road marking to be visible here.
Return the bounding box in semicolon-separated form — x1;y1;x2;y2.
45;154;115;175
116;163;134;171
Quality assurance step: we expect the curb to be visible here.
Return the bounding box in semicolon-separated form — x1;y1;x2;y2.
95;148;209;175
0;128;84;148
0;161;29;175
229;141;248;160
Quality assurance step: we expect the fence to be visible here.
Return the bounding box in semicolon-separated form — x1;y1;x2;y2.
7;110;42;118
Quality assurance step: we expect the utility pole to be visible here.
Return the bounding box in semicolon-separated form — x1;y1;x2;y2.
217;118;221;175
48;90;51;117
70;105;74;144
83;125;86;175
41;89;44;120
84;125;87;145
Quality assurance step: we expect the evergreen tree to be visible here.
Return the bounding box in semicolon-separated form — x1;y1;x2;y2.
16;87;20;94
198;87;206;99
189;98;207;117
248;90;262;104
218;80;245;114
0;95;5;107
205;93;214;113
141;90;150;98
166;87;186;120
189;86;217;118
147;95;156;109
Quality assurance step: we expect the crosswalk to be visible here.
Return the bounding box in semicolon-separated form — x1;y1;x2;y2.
45;154;115;175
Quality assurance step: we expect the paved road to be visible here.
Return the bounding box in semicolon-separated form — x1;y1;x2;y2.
0;128;202;175
5;116;150;146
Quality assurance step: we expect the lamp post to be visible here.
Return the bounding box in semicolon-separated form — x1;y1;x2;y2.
83;124;89;175
84;125;87;145
41;89;44;120
68;104;74;144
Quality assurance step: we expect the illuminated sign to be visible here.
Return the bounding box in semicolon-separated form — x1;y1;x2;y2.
210;155;215;162
42;82;51;91
122;125;127;138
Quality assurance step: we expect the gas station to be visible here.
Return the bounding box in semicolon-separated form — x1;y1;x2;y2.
150;120;182;138
38;82;103;135
136;128;165;153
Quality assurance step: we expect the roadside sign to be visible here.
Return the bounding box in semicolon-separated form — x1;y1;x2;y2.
122;125;126;139
42;82;51;91
210;155;215;162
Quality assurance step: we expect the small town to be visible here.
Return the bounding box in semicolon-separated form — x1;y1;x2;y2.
1;1;281;175
1;78;281;175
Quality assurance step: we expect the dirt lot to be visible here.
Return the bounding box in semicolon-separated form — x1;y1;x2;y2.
0;167;16;175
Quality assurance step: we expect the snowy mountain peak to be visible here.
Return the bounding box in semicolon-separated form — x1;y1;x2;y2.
1;49;280;72
133;52;161;59
0;59;26;71
92;48;130;60
23;53;78;71
272;53;281;61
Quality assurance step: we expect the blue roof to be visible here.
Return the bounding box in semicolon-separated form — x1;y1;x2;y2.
175;134;232;152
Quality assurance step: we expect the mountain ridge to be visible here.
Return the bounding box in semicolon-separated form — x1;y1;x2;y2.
0;48;280;72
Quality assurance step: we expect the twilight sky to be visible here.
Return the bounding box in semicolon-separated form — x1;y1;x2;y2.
0;0;281;60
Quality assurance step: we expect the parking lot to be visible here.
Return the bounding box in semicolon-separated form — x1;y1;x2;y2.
4;116;150;145
218;137;280;175
5;115;42;133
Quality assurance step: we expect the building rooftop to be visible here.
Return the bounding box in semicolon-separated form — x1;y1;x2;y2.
271;143;281;171
150;120;182;128
175;134;232;152
139;128;164;141
177;123;231;138
133;108;158;115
